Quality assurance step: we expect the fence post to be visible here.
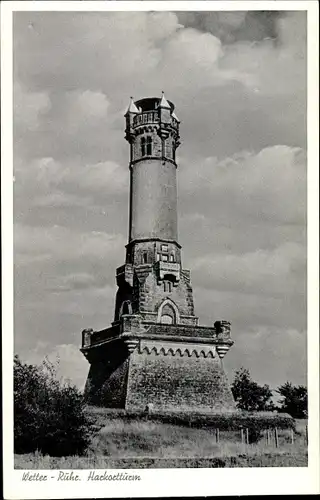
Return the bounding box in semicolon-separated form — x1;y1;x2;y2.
215;428;220;444
305;425;308;444
241;428;244;444
290;428;294;445
274;427;279;448
245;428;249;445
266;428;270;445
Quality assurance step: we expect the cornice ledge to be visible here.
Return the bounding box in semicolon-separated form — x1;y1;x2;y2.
140;344;216;358
121;331;234;346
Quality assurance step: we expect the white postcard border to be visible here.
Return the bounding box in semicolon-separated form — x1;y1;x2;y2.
1;1;319;498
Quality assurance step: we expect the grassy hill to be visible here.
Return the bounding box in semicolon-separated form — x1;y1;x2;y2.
15;407;308;469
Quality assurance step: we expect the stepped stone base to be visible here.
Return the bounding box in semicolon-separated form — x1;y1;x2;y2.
81;315;235;412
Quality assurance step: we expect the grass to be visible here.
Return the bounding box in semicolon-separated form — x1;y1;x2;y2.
14;409;308;469
15;452;307;469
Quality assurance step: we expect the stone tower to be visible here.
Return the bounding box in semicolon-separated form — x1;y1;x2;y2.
81;94;235;412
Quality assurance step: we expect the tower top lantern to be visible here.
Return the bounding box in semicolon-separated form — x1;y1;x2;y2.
124;93;180;165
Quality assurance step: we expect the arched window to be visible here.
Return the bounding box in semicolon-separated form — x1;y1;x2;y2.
157;299;180;324
146;136;152;156
119;300;132;318
161;304;175;324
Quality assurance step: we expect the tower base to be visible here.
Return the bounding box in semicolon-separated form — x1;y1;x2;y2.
82;316;236;412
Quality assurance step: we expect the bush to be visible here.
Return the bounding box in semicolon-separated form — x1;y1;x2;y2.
231;368;275;412
277;382;308;418
14;355;93;456
142;410;294;429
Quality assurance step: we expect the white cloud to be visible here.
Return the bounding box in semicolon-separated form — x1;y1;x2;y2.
161;28;223;76
49;343;88;390
225;325;307;388
72;90;109;118
32;191;90;208
76;161;128;194
46;272;97;292
14;82;51;131
22;342;88;390
65;90;110;133
15;156;128;200
191;241;306;297
14;223;125;263
179;145;306;225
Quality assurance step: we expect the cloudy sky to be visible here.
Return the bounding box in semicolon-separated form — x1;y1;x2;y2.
13;9;307;391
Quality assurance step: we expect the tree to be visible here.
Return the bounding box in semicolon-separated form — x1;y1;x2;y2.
231;367;275;412
277;382;308;419
14;355;93;456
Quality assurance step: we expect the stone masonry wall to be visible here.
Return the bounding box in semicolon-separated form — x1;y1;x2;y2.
130;241;182;267
126;341;236;411
114;263;194;322
84;341;130;408
138;269;195;319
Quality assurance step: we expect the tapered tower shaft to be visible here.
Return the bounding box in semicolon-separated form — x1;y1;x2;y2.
125;95;180;246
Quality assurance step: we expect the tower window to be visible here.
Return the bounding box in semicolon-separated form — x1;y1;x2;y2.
162;254;168;262
160;303;176;324
141;136;152;157
161;244;168;252
146;136;152;156
143;252;148;264
141;137;146;156
169;254;174;262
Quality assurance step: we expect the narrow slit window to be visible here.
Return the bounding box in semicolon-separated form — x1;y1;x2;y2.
143;252;148;264
146;136;152;156
141;137;146;156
